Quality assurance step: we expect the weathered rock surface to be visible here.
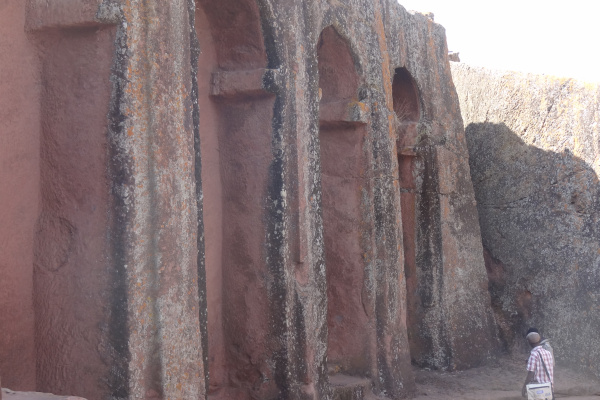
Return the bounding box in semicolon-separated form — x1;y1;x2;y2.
1;1;498;399
451;63;600;378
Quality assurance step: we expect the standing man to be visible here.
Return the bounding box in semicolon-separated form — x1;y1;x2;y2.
522;330;555;398
526;327;555;366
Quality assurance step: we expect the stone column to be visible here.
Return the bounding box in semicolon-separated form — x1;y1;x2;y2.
103;0;206;398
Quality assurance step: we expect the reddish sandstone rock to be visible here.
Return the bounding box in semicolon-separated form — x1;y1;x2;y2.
1;1;499;399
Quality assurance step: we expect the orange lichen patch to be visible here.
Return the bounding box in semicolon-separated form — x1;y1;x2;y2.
359;101;369;113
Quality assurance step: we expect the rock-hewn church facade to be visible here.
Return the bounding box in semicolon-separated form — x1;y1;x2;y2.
1;1;541;399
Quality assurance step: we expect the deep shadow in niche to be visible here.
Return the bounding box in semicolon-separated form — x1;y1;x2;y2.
465;121;600;376
317;26;371;380
195;1;277;398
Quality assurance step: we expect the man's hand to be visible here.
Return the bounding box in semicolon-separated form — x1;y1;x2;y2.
523;371;534;398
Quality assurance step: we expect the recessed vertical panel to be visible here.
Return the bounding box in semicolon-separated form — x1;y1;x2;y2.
320;127;368;375
318;26;370;377
195;4;224;394
392;67;425;364
196;1;277;398
33;26;115;399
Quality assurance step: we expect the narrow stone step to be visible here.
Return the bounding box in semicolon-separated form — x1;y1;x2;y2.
329;373;371;400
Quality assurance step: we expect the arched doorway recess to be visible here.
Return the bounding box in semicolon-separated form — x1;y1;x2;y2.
317;26;371;395
195;1;277;398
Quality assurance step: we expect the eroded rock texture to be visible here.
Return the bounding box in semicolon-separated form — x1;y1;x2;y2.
190;1;498;397
451;63;600;378
1;1;498;399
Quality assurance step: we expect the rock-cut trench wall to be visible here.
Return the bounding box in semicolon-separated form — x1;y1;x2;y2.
451;62;600;378
0;1;499;399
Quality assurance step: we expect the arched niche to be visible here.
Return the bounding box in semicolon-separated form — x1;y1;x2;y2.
392;67;422;362
317;26;370;383
195;1;276;398
393;67;420;150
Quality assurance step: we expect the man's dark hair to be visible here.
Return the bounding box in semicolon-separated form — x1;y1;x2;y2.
526;327;539;336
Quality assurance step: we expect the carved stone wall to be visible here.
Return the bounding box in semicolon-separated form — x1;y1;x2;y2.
0;1;498;399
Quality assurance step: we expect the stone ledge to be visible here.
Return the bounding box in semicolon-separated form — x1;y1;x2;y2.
26;0;115;31
319;100;369;129
210;69;277;99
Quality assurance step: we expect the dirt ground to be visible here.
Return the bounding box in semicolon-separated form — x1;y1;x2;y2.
3;354;599;400
0;390;83;400
413;353;600;400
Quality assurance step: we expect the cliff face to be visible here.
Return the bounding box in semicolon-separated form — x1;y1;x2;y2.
451;63;600;378
0;1;498;399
